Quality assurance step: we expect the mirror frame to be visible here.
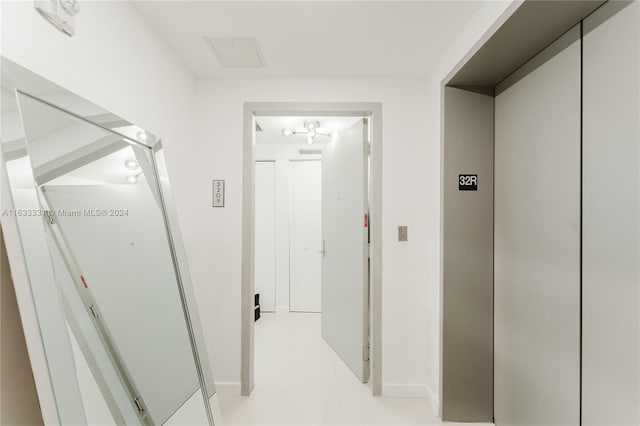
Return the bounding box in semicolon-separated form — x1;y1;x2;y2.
1;56;217;425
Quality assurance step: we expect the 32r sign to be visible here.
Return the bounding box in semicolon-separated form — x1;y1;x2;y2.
458;174;478;191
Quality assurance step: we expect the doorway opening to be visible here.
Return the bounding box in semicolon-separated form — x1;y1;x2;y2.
241;103;382;397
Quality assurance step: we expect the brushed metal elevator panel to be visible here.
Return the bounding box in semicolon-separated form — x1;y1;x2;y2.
582;2;640;424
442;87;494;422
494;26;581;426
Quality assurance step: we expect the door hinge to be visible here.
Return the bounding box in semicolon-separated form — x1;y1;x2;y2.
364;142;371;156
363;344;370;362
88;304;99;319
133;396;147;418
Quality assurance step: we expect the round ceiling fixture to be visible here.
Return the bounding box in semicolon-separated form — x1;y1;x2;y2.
124;159;139;170
136;130;148;143
281;120;330;144
304;120;320;132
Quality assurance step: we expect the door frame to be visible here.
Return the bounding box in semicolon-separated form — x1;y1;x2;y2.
254;160;277;313
241;102;382;396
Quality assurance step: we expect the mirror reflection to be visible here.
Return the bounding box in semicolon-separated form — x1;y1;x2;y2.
1;88;214;425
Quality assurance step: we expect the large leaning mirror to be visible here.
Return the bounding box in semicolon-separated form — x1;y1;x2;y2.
1;57;219;425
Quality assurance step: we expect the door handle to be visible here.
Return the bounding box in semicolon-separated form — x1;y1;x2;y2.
318;239;325;257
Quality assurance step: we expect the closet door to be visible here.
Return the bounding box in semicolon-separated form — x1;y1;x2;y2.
494;25;581;426
289;160;322;313
583;2;640;424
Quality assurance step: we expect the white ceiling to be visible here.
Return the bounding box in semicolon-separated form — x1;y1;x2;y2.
256;116;362;144
132;1;485;78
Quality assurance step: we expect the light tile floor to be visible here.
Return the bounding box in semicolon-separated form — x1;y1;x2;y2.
217;311;450;425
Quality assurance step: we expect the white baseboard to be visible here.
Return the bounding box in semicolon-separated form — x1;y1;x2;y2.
381;384;441;418
425;385;440;417
214;382;241;394
275;306;289;312
381;384;428;399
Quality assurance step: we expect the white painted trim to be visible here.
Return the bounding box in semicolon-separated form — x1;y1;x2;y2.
213;382;242;395
241;102;383;397
426;384;440;418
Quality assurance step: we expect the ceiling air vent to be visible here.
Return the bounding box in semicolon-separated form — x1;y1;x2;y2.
205;37;265;68
299;149;322;155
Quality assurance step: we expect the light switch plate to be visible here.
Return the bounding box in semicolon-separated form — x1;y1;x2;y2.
398;226;408;242
212;180;225;207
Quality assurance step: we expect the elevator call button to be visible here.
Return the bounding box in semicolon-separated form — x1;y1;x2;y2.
458;174;478;191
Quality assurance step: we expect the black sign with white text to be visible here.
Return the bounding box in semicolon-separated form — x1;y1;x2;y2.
458;174;478;191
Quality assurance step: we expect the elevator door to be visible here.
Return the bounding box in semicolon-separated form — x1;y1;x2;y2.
494;25;581;426
582;2;640;424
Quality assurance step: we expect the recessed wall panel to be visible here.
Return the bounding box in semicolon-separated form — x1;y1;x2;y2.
441;86;494;422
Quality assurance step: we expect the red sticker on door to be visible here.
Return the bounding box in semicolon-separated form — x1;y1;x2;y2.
80;275;88;289
364;213;369;228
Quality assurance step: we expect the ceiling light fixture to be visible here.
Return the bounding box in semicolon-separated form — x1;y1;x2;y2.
281;120;331;144
124;159;140;170
305;120;319;131
125;159;142;184
136;130;148;143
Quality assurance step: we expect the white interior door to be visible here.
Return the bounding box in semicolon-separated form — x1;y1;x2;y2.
255;161;276;312
321;119;369;382
289;160;322;312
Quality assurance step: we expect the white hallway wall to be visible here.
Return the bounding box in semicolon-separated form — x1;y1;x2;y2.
189;0;516;409
1;0;515;415
193;77;433;397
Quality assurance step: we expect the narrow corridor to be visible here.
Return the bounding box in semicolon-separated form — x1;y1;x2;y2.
218;311;445;425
